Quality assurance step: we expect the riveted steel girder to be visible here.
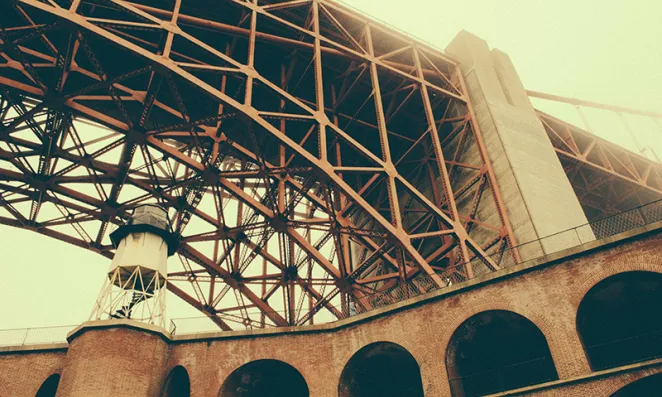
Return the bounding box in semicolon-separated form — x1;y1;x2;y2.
0;0;518;330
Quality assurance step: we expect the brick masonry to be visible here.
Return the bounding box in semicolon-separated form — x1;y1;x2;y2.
0;350;66;396
1;229;661;397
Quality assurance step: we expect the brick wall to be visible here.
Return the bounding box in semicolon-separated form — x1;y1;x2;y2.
0;349;66;397
498;365;662;396
1;230;660;397
57;327;169;397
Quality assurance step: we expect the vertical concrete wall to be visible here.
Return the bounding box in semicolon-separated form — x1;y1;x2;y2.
446;31;593;256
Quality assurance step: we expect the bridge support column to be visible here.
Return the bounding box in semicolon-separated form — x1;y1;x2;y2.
447;31;594;257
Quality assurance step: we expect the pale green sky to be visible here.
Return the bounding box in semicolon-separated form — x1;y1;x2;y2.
0;0;660;330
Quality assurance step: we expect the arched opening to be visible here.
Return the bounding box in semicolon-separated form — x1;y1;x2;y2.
577;271;662;371
35;374;60;397
611;373;662;396
162;366;190;397
446;310;558;397
338;342;424;397
218;359;308;397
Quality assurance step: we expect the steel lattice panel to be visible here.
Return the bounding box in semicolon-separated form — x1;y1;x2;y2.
0;0;519;330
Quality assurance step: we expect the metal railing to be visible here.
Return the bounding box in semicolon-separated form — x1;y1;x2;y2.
167;199;662;333
333;0;449;57
0;325;74;348
448;356;558;397
170;313;290;335
341;198;662;320
3;200;662;341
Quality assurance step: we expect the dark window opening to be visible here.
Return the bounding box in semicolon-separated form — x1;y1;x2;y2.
218;359;308;397
611;373;662;396
35;374;60;397
446;310;558;396
338;342;424;397
577;271;662;371
162;366;190;397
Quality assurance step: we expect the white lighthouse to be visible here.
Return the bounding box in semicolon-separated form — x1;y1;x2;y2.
90;204;177;328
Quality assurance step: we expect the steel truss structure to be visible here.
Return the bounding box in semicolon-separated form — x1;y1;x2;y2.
530;93;662;220
0;0;524;329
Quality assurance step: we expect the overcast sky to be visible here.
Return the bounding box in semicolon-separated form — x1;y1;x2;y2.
0;0;660;331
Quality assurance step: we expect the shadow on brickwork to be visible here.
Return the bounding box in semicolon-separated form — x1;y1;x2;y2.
35;374;59;397
218;359;308;397
446;310;558;396
577;271;662;371
338;342;424;397
162;366;190;397
611;372;662;396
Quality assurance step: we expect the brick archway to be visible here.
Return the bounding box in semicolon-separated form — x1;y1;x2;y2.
161;365;190;397
35;374;60;397
565;257;662;372
611;371;662;396
575;263;662;371
207;346;315;396
331;331;430;393
336;336;427;376
609;369;662;396
433;302;566;395
571;257;662;308
338;341;424;397
438;303;559;365
218;359;308;397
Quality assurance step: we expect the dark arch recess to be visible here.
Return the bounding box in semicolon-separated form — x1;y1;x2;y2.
611;373;662;396
577;271;662;371
35;374;60;397
338;342;424;397
162;365;190;397
446;310;558;397
218;359;308;397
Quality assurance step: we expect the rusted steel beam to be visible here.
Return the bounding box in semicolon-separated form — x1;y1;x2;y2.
0;0;518;330
527;90;662;119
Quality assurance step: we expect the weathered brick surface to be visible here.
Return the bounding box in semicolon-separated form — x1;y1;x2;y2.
0;232;661;397
506;365;662;396
153;232;662;396
0;350;66;397
56;327;169;397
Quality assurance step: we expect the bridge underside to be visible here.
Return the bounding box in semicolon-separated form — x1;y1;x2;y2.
540;111;662;220
0;0;659;331
0;0;522;330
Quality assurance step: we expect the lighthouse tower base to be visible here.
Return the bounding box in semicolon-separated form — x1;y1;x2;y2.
90;266;167;329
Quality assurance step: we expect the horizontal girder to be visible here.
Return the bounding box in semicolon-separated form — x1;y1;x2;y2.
0;0;518;330
539;111;662;219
